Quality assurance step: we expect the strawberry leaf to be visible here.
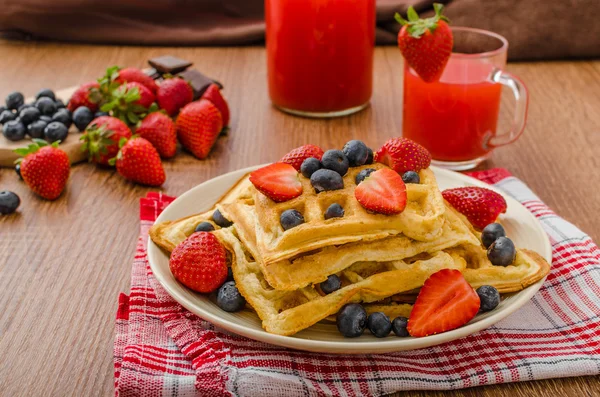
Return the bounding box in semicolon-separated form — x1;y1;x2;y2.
407;6;419;22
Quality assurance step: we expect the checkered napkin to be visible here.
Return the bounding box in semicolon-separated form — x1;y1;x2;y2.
114;169;600;397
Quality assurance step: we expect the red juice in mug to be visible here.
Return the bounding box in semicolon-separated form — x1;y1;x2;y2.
403;57;503;162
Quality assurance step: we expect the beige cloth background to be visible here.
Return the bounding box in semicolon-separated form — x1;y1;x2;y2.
1;0;598;60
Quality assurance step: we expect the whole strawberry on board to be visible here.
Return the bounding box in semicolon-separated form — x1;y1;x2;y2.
157;77;194;116
80;116;132;166
114;67;158;94
442;187;507;230
375;137;431;175
169;231;228;293
110;136;166;186
99;82;157;125
14;139;70;200
201;83;230;128
67;81;102;112
136;112;177;158
395;3;453;83
176;99;223;159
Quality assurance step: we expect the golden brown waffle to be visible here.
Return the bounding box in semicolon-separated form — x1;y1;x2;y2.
222;199;480;290
243;163;446;264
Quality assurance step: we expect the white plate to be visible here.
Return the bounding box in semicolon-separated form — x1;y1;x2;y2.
148;165;552;354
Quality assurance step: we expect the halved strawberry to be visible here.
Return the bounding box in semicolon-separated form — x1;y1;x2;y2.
375;137;431;174
249;163;303;202
280;144;324;171
408;269;480;337
442;187;507;230
354;168;407;214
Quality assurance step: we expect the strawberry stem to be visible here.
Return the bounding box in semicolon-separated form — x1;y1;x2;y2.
395;3;450;39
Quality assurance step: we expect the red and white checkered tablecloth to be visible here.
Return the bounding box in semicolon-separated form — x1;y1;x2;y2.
114;168;600;397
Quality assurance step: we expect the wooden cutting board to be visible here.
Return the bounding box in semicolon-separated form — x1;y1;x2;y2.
0;85;86;168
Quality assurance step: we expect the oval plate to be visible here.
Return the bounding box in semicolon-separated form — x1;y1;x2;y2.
147;166;552;354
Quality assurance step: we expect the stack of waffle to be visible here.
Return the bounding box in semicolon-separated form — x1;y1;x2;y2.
150;164;550;336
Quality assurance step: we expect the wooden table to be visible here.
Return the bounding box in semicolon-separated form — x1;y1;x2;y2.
0;41;599;397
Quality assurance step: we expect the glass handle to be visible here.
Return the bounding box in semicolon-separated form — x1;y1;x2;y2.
487;69;529;148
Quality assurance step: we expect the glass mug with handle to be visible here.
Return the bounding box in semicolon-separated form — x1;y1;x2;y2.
402;27;529;170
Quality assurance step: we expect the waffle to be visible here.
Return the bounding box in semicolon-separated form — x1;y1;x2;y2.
221;199;480;290
241;163;446;264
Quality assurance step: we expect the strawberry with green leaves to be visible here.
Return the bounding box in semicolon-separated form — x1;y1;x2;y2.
136;112;177;158
395;3;453;83
115;67;158;94
99;82;157;125
14;139;70;200
67;82;102;112
176;99;223;159
111;136;166;186
81;116;132;166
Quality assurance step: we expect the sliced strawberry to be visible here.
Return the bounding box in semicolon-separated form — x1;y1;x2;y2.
442;187;507;230
354;168;407;214
375;137;431;174
249;163;303;202
280;144;324;171
408;269;480;337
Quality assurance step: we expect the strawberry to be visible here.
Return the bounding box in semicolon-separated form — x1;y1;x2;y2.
201;83;230;127
157;77;194;116
81;116;132;166
375;137;431;174
442;187;507;230
136;112;177;158
115;67;158;94
279;144;324;171
249;163;303;202
100;82;156;125
112;137;166;186
407;269;480;337
67;82;102;112
125;82;155;108
14;139;70;200
176;99;223;159
354;168;407;214
395;4;453;83
169;232;228;293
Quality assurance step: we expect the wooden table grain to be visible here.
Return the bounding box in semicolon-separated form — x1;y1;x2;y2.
0;41;599;397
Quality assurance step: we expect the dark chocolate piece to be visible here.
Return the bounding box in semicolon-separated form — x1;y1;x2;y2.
148;55;193;75
144;68;161;80
178;69;223;99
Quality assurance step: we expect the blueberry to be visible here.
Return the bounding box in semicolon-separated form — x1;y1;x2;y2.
2;120;26;141
477;285;500;312
401;171;420;184
94;111;109;118
226;267;234;282
212;209;233;228
0;191;20;215
367;312;392;338
36;97;57;116
6;91;24;110
324;203;344;219
15;164;23;180
365;147;374;164
36;88;56;101
19;107;41;126
216;281;246;312
320;275;341;294
321;149;349;176
487;236;516;267
300;157;321;178
39;115;52;123
195;221;215;232
391;316;409;337
44;121;68;143
310;169;344;193
342;140;369;167
355;168;376;185
55;99;66;109
0;109;17;124
0;105;6;113
72;106;95;131
27;120;47;139
18;103;34;113
52;108;72;128
481;223;506;249
336;303;367;337
280;209;304;230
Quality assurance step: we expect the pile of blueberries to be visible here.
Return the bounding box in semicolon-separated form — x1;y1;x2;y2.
0;90;105;143
281;139;421;231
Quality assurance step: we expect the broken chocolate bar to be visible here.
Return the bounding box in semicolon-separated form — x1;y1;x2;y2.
148;55;193;75
178;69;223;100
